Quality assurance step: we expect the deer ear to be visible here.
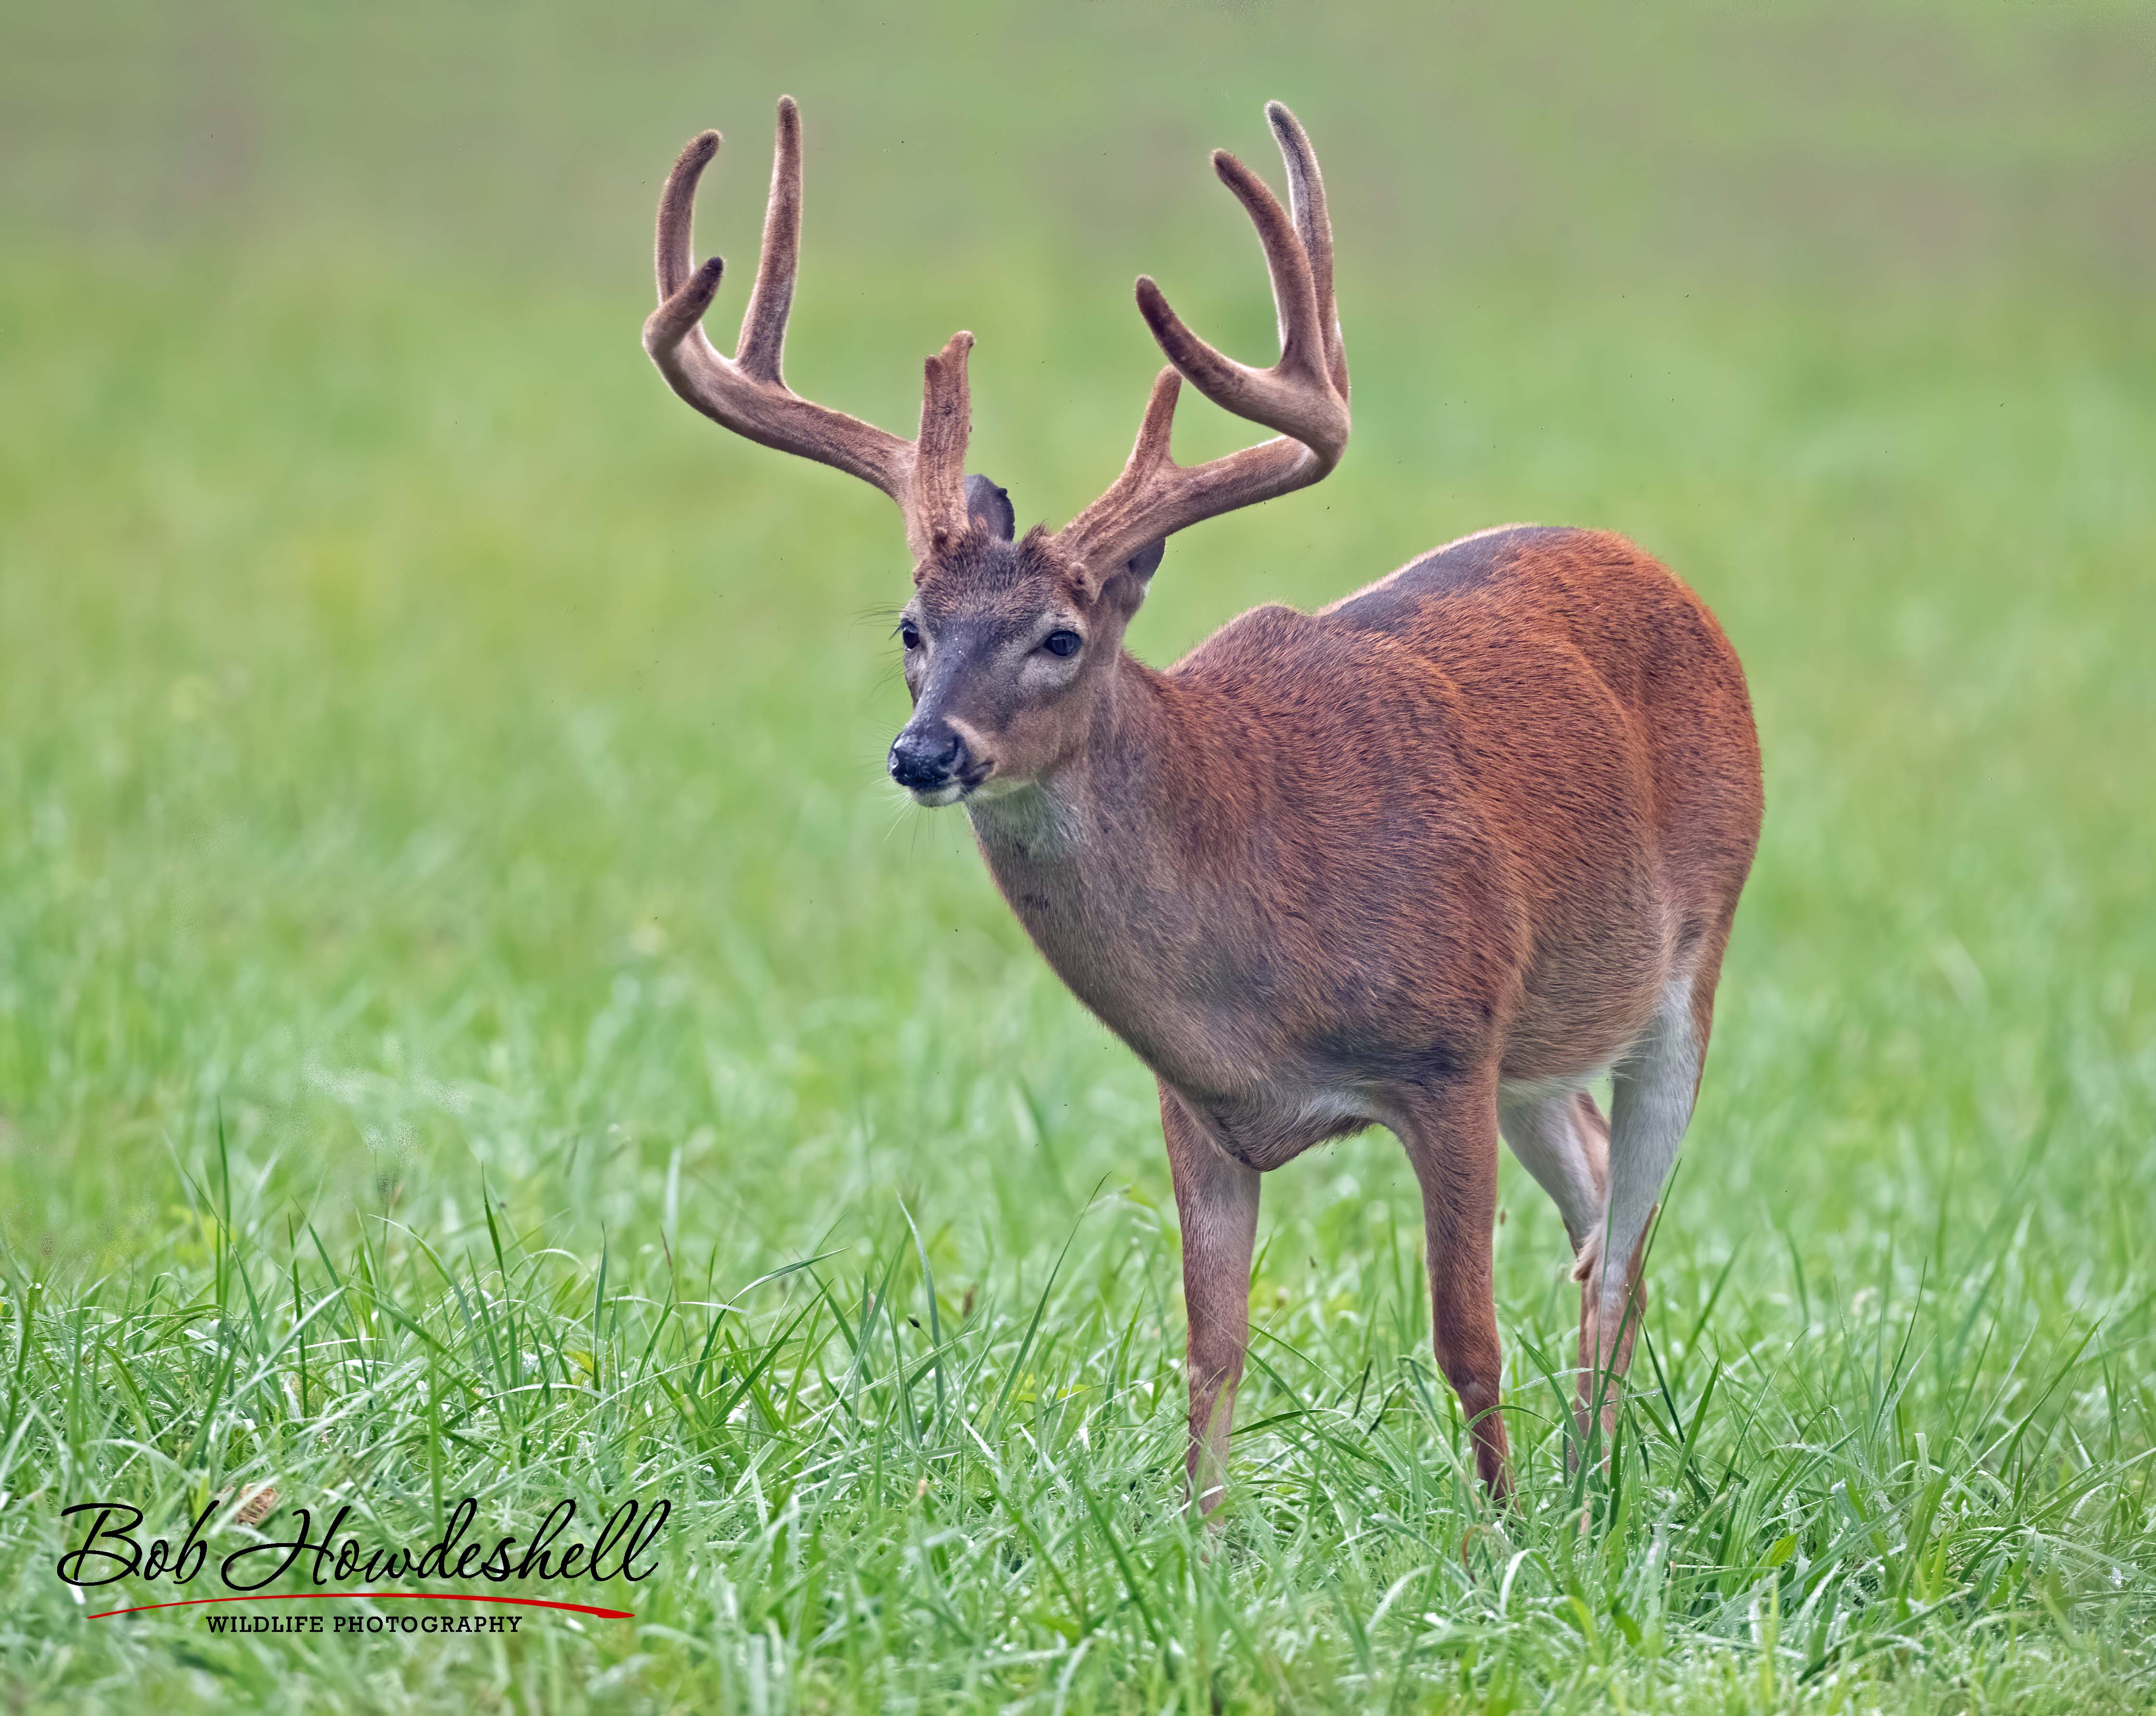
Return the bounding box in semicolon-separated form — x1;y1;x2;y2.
1095;538;1164;615
963;474;1016;541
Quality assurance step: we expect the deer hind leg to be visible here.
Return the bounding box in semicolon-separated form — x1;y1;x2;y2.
1579;975;1707;1448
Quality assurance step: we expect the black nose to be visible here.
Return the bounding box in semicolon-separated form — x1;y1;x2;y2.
889;723;968;791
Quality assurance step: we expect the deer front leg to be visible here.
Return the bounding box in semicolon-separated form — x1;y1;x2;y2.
1161;1086;1260;1514
1398;1074;1513;1501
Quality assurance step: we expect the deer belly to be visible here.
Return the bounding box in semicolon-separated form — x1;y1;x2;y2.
1171;1078;1375;1172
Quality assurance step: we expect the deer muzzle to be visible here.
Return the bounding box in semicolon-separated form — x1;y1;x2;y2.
888;720;975;804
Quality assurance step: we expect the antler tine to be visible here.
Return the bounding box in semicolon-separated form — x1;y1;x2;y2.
735;97;800;385
655;129;720;303
1265;100;1346;398
1056;103;1351;580
1072;366;1184;535
911;332;976;554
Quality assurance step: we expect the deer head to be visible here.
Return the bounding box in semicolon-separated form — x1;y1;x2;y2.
642;98;1351;805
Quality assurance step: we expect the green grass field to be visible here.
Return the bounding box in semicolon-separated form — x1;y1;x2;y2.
3;2;2155;1710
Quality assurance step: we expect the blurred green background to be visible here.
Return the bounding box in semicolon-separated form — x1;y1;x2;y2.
2;2;2154;1711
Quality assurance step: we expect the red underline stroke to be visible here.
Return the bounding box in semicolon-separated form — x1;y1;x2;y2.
86;1591;635;1620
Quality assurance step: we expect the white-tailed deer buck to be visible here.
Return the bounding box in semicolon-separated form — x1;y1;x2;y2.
643;97;1762;1504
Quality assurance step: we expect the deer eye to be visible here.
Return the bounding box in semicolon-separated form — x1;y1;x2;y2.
1042;630;1082;658
898;620;922;651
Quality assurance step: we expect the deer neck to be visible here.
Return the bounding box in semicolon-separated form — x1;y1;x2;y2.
963;652;1239;1055
965;649;1196;870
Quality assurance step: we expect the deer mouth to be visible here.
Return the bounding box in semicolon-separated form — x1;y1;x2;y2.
907;761;995;808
